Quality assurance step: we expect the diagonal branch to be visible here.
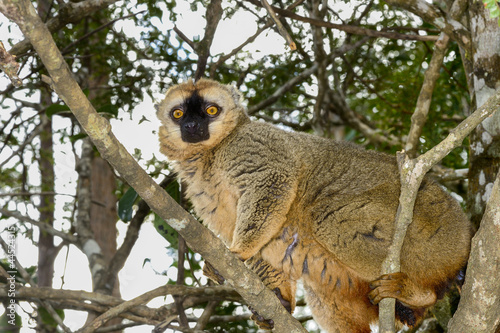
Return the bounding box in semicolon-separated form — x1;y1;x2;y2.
247;64;318;115
4;1;306;332
260;0;296;50
404;33;450;157
404;0;468;158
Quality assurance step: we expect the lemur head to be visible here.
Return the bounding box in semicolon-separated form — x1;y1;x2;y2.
156;79;248;160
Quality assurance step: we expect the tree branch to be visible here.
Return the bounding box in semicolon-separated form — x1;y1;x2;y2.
4;1;306;332
248;64;318;115
245;0;439;42
0;283;241;324
260;0;296;50
0;238;71;332
405;34;450;157
0;208;77;243
404;0;468;158
194;0;223;81
384;0;470;51
0;41;22;86
6;0;121;57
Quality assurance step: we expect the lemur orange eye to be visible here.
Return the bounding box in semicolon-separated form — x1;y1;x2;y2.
206;105;219;116
171;109;184;119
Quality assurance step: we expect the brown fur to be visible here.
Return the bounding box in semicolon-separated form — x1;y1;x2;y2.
156;79;472;332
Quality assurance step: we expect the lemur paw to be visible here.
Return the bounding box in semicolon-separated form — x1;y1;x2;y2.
248;287;293;330
368;272;405;304
202;261;225;285
368;272;437;308
249;306;274;330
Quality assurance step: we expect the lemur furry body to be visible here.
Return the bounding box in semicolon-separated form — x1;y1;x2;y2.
156;79;471;332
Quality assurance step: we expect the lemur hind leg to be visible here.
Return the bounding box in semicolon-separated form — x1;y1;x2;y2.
301;251;378;333
303;280;376;333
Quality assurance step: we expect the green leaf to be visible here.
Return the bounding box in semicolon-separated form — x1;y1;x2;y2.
138;115;150;124
45;103;70;118
118;187;138;222
96;104;119;118
164;179;181;202
0;311;21;331
153;213;179;249
38;307;65;328
69;133;87;143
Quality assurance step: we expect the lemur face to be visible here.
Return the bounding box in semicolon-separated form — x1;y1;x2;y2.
156;79;245;160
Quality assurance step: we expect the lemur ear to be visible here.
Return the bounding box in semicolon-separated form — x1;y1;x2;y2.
226;84;243;105
154;103;160;112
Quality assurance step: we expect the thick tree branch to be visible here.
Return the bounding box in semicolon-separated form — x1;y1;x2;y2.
448;169;500;332
210;23;269;78
3;1;306;332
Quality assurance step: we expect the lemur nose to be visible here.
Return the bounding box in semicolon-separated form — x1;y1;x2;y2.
183;121;199;134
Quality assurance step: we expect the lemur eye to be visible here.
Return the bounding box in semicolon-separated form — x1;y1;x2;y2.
171;109;184;119
206;105;219;116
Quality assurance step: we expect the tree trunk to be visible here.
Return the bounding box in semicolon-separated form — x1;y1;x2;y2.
466;0;500;229
448;1;500;332
36;2;56;331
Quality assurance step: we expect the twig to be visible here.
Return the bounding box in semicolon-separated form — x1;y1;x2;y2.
0;209;77;243
383;0;470;51
0;41;22;86
248;64;318;114
61;10;146;54
0;121;44;169
0;237;72;333
173;26;196;50
260;0;296;50
405;33;450;158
